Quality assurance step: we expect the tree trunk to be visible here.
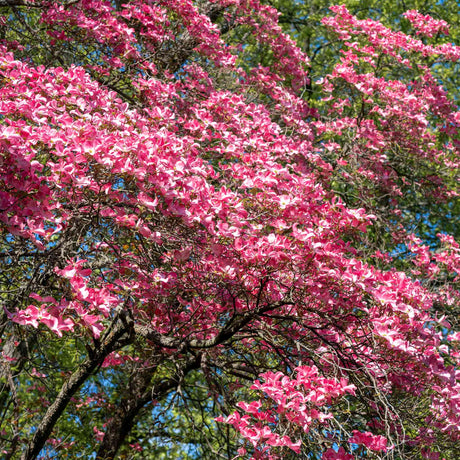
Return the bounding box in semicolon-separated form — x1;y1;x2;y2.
21;323;129;460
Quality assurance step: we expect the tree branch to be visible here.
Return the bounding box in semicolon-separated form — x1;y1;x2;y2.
134;301;294;350
96;353;203;460
20;322;130;460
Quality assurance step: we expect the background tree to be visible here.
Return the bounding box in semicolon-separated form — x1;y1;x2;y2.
0;1;459;459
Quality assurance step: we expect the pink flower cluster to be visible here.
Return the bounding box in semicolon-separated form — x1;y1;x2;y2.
218;366;358;458
404;10;450;37
0;1;459;457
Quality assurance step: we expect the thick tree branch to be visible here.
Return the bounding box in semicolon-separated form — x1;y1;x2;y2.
134;301;294;350
20;322;130;460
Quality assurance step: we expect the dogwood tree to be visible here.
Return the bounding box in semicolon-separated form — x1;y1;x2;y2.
0;1;459;459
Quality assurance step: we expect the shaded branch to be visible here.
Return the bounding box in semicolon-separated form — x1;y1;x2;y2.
134;300;294;350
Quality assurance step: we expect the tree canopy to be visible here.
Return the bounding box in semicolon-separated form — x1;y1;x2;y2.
0;0;459;459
